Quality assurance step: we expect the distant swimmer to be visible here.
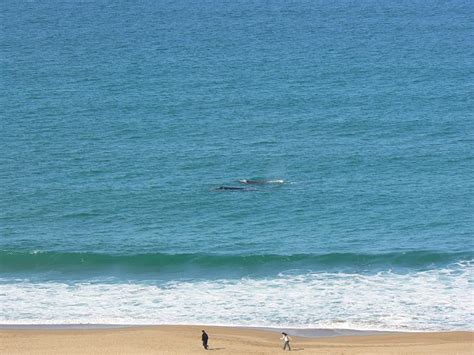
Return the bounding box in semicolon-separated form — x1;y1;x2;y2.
239;179;285;185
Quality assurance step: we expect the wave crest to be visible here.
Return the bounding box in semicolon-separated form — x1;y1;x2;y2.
0;250;471;274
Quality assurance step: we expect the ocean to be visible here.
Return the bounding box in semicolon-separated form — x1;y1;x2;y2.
1;0;473;331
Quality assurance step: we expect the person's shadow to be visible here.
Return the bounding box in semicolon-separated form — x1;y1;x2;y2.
208;347;225;351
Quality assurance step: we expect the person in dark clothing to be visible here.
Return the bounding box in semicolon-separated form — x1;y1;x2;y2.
201;330;209;350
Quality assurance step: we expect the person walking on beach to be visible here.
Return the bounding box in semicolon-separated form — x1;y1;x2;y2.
281;332;291;351
201;330;209;350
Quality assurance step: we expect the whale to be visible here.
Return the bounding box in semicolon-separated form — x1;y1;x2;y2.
238;179;285;185
216;186;256;191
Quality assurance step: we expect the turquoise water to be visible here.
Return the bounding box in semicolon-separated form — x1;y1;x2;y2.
1;0;473;330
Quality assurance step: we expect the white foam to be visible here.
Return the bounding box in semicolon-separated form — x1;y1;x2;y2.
266;179;285;184
1;264;472;330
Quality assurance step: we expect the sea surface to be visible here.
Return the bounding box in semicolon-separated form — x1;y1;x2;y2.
1;0;473;331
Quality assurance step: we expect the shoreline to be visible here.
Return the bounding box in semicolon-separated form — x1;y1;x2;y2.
0;324;399;337
1;325;472;354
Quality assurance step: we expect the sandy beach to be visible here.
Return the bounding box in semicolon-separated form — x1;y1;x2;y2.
1;326;472;354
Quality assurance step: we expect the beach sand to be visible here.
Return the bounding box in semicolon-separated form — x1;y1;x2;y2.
1;326;472;354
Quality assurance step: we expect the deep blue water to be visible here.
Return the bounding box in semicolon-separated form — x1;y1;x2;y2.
0;0;473;330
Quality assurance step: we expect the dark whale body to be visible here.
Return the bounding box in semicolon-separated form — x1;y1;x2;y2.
216;186;247;191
